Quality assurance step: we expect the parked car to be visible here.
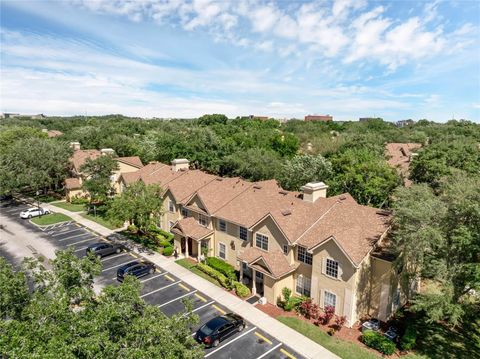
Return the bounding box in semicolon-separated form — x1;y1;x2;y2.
116;261;155;282
195;313;246;348
86;242;125;258
20;207;50;219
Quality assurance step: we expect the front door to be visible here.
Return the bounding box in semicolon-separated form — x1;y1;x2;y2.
181;238;186;253
255;271;264;295
187;237;193;257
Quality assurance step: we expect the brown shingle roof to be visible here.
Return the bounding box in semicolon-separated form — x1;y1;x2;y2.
164;170;216;204
171;217;213;241
184;177;252;214
71;150;102;172
47;130;63;138
65;178;81;190
117;156;143;168
295;195;391;265
237;247;298;279
385;143;422;187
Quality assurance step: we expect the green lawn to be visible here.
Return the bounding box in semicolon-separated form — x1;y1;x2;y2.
175;259;222;287
277;316;382;359
81;213;122;230
31;213;72;226
52;202;85;212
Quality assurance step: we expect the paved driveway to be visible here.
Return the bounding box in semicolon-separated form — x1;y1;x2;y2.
0;199;304;359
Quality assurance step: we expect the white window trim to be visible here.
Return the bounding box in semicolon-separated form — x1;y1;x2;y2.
324;257;341;280
168;200;175;213
297;246;312;265
295;274;311;297
323;290;337;311
181;207;188;217
198;214;208;227
218;242;227;260
283;244;288;256
255;232;269;252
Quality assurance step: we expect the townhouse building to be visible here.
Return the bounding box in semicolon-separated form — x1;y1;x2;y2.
119;159;405;327
65;142;143;200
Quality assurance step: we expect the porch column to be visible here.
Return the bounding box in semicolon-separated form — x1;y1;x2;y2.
251;268;257;295
197;241;201;262
239;263;244;282
185;236;189;258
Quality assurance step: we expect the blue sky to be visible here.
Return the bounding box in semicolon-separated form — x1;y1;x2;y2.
1;0;479;122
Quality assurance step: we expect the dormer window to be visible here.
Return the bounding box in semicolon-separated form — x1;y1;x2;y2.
181;207;188;217
326;258;339;278
218;219;227;232
297;246;312;265
198;214;207;227
168;200;175;212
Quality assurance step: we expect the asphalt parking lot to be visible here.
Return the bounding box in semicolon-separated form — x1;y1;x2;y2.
1;199;304;359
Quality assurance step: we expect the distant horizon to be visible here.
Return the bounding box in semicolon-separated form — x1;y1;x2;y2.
1;0;479;122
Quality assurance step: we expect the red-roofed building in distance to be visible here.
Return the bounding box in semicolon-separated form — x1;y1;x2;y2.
304;114;333;122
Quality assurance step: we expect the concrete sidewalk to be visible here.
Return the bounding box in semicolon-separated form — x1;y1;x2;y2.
34;199;339;359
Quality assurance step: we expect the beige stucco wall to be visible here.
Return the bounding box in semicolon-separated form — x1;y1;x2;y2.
161;192;181;230
251;216;289;254
273;274;294;304
213;219;250;269
310;239;357;323
66;188;86;202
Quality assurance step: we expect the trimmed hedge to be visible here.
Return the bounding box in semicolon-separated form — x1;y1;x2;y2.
233;281;250;298
205;257;237;281
158;239;171;247
163;246;173;256
197;263;231;289
362;330;396;355
400;325;417;351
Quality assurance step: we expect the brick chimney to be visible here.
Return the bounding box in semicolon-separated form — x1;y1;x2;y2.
301;182;328;203
171;158;189;172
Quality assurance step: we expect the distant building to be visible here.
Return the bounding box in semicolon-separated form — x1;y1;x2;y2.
42;129;64;138
1;113;20;118
249;115;269;121
396;119;415;127
1;113;46;119
304;114;333;122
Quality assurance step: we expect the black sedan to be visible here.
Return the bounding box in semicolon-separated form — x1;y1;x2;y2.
117;261;155;282
86;242;124;258
195;313;246;348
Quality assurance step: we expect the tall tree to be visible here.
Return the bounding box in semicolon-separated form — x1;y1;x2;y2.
0;250;202;358
80;155;119;203
107;182;164;232
276;154;332;191
0;137;71;194
391;175;480;326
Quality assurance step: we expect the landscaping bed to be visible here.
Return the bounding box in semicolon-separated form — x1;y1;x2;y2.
81;212;122;230
31;213;72;226
119;225;174;253
52;202;85;212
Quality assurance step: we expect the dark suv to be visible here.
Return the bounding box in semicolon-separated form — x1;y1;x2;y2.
195;313;246;347
117;261;155;282
86;243;124;258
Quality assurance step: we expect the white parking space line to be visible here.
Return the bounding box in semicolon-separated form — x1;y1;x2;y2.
67;238;97;246
100;253;129;262
59;233;91;242
74;246;89;252
256;343;282;359
185;300;215;316
158;290;197;308
140;273;167;283
140;281;182;298
52;228;82;237
204;326;257;358
102;261;135;272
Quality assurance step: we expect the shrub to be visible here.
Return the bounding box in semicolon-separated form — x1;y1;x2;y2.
298;298;320;320
71;196;89;205
233;281;250;298
284;296;305;312
162;246;173;256
334;315;347;331
400;325;417;351
362;330;396;355
147;225;174;242
282;287;292;302
205;257;237;281
323;305;335;325
127;224;138;233
158;239;171;247
197;263;231;289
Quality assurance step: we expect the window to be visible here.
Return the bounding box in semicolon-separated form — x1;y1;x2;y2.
168;200;175;212
297;246;312;265
283;244;288;255
181;207;188;217
239;226;248;241
255;233;268;251
198;214;207;227
296;275;311;296
326;258;339;278
324;291;336;309
218;243;226;259
218;219;227;232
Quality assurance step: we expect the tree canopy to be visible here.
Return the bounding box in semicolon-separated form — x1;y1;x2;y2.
80;155;119;203
0;250;202;358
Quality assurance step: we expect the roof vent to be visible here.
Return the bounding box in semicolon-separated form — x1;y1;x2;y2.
279;190;288;195
253;184;262;189
376;210;391;216
339;195;347;200
281;209;292;216
215;178;223;181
